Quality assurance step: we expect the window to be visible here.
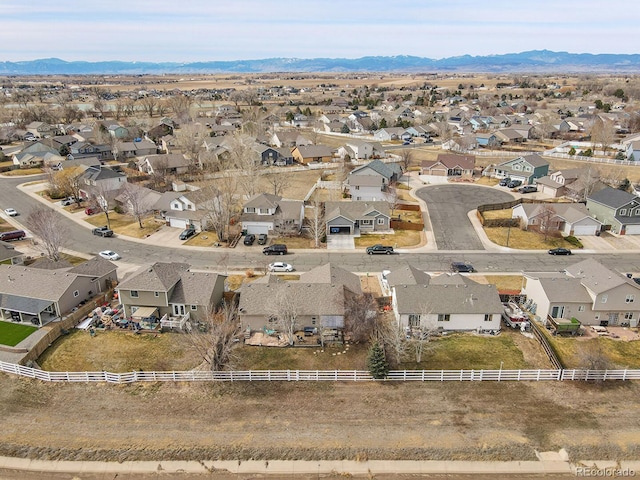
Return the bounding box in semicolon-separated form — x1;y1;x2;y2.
259;208;269;214
635;208;640;216
601;294;607;304
626;294;635;303
624;312;634;320
245;207;255;213
354;185;360;190
191;305;197;310
361;219;372;225
437;314;450;322
377;218;385;225
154;292;159;297
484;314;491;322
578;305;585;312
73;290;79;297
131;290;139;298
408;314;420;327
620;209;627;216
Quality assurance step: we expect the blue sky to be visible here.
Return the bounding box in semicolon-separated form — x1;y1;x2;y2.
1;0;638;62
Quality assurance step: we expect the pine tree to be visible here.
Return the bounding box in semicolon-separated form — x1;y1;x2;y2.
367;342;389;379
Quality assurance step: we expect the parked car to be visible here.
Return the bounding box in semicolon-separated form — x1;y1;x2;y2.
0;230;26;242
263;244;288;255
548;248;572;255
61;197;78;206
366;244;394;255
243;233;256;245
268;262;294;272
179;227;196;240
85;207;97;215
451;262;475;273
257;233;268;245
507;180;523;188
499;178;511;186
519;185;537;194
99;250;120;261
4;208;18;217
92;226;114;237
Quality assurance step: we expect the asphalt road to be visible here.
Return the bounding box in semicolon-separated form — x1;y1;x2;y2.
2;175;640;275
414;184;515;250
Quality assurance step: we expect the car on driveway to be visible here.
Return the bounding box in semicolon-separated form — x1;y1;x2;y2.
179;227;196;240
507;180;523;188
243;234;256;245
99;250;120;261
4;208;18;217
268;262;294;272
85;207;98;215
257;233;268;245
519;185;537;194
366;244;394;255
499;178;511;186
451;262;475;273
61;197;78;206
548;248;572;255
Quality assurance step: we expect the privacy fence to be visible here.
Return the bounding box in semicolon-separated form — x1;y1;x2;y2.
1;361;639;384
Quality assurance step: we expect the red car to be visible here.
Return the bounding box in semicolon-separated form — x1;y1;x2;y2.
85;207;97;215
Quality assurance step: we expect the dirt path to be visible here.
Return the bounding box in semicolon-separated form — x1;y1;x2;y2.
1;373;639;463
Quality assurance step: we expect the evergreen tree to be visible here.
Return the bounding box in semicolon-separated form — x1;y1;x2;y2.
379;118;387;129
367;342;389;379
341;123;350;134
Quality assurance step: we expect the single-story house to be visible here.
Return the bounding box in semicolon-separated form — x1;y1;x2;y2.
325;201;390;235
512;202;602;236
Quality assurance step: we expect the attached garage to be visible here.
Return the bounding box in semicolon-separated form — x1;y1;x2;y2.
169;218;189;229
328;226;352;235
243;223;271;235
623;224;640;235
572;224;598;236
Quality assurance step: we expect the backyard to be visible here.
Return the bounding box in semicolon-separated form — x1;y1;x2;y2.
0;321;37;347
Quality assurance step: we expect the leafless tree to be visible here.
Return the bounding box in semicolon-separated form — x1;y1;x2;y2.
578;166;601;202
175;122;208;171
387;183;399;217
26;206;67;261
140;95;158;118
88;183;117;230
377;316;406;368
265;170;290;196
305;200;325;248
538;204;558;241
344;292;379;343
228;133;261;197
186;301;242;371
266;288;298;345
167;94;193;123
590;115;616;155
148;156;170;190
118;183;152;228
407;305;439;363
202;179;239;243
399;148;413;172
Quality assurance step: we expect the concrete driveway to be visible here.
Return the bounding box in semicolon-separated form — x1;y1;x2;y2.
327;234;355;250
415;184;514;251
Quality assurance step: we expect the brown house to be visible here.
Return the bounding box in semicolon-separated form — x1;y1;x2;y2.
291;145;334;164
421;154;475;178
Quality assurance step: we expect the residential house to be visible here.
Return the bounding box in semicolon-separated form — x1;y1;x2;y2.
493;154;549;184
392;271;503;333
535;167;604;199
291;145;334;164
495;128;527;144
238;263;359;334
325;201;390;235
421;154;475;178
373;127;407;142
117;262;226;324
240;193;305;236
70;142;114;161
337;140;384;160
102;121;129;139
153;188;216;231
522;258;640;327
114;184;161;218
0;241;23;265
346;159;402;201
78;166;128;200
270;131;312;148
113;139;157;160
512;202;602;236
25;121;56;138
0;257;117;326
626;140;640;162
475;133;500;148
254;145;292;166
138;153;191;175
586;187;640;235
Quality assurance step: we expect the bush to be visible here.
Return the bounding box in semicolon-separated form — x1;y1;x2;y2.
367;342;389;379
113;205;125;214
564;236;583;248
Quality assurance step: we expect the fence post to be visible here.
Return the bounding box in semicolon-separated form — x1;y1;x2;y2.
623;369;628;381
441;370;444;381
498;369;501;382
460;370;463;381
316;370;319;381
537;369;541;381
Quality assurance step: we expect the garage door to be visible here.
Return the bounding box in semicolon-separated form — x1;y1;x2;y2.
169;218;188;229
329;226;352;234
573;225;597;236
624;224;640;235
245;224;270;235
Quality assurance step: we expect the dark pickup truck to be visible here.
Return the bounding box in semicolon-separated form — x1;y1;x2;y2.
92;226;114;237
366;244;394;255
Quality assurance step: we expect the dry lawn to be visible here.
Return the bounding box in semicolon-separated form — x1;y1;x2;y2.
475;176;500;186
38;329;202;373
484;225;574;250
479;275;524;292
2;167;43;176
85;212;163;238
355;230;422;248
204;169;322;200
270;235;317;248
183;231;220;247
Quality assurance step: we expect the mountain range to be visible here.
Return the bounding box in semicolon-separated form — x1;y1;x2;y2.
1;50;639;75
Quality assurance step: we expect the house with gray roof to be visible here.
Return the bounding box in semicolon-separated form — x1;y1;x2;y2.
78;165;128;200
137;153;191;175
299;263;362;295
346;159;402;201
0;256;117;326
240;193;304;236
493;154;549;185
523;258;640;327
392;272;503;333
337;140;384;161
325;201;390;235
0;241;24;266
512;202;602;236
117;262;226;324
586;186;640;235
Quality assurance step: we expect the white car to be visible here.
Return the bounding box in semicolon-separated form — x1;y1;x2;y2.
99;250;121;261
4;208;18;217
268;262;294;272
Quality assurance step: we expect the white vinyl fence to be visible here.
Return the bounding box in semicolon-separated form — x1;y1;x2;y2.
2;361;639;384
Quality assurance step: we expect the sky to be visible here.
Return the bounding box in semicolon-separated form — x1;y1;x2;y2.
1;0;638;63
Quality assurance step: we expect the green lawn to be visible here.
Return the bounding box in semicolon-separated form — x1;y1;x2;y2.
0;321;38;347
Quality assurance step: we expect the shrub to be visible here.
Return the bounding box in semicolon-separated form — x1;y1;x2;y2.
367;342;389;379
564;236;583;248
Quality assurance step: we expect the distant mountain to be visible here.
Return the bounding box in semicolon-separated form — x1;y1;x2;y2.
1;50;639;75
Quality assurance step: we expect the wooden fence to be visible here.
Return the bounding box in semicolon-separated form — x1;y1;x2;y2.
390;219;424;230
2;361;639;383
